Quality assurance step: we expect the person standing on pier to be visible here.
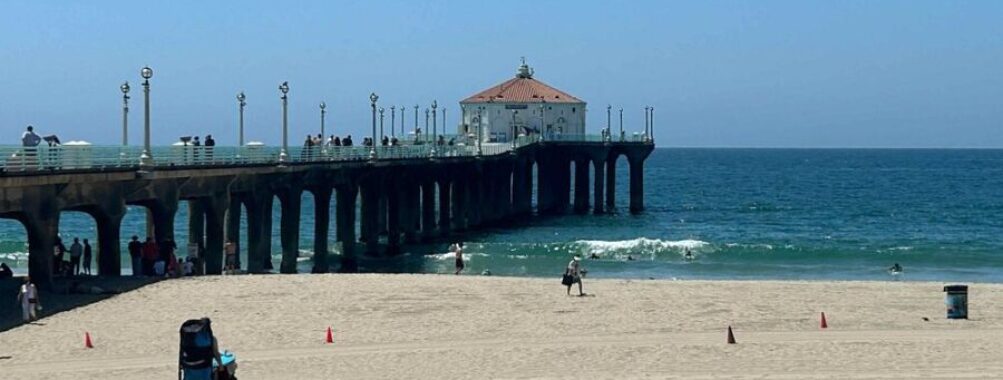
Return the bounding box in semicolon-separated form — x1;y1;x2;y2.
192;136;201;164
82;239;92;275
128;235;142;276
69;238;82;276
16;277;40;322
204;135;215;162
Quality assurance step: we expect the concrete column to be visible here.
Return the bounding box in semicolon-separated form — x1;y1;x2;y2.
512;161;528;217
606;157;617;213
225;196;242;270
524;160;535;215
500;165;514;220
246;194;273;274
95;208;125;276
278;188;302;273
421;181;437;241
335;185;358;272
149;199;178;243
451;177;467;231
439;179;455;235
573;158;590;214
311;187;333;273
468;173;483;227
593;158;606;214
202;194;228;275
361;182;380;255
435;179;450;238
377;193;388;235
24;211;59;288
629;156;645;214
386;184;401;255
402;184;419;244
554;158;571;214
536;158;553;214
187;200;205;259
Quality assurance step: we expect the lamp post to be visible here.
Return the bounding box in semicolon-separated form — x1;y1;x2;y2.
369;92;378;159
400;105;405;138
431;100;438;156
650;106;654;142
477;107;483;155
319;101;327;154
379;107;385;142
442;107;447;138
120;81;130;147
278;81;290;164
390;106;396;138
644;106;650;141
413;104;419;140
424;108;430;144
538;103;544;143
139;67;153;168
619;108;624;141
606;105;612;142
237;92;246;147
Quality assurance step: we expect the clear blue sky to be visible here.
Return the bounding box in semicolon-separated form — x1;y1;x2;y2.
1;0;1001;147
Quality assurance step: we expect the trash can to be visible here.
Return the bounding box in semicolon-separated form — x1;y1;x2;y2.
943;284;968;319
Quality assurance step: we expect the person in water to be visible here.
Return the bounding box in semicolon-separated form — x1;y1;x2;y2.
889;263;903;274
683;248;694;261
589;253;601;260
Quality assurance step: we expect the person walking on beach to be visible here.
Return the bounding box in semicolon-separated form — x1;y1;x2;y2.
453;242;465;275
16;276;40;322
128;235;142;276
82;239;92;275
224;240;237;275
69;238;82;276
565;255;585;296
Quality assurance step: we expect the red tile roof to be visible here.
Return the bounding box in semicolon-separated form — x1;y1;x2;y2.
461;76;584;104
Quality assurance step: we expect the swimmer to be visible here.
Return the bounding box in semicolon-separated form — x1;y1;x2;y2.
626;255;635;261
683;248;694;261
589;253;600;260
888;263;903;274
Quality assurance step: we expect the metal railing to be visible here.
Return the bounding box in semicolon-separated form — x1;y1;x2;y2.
0;134;647;172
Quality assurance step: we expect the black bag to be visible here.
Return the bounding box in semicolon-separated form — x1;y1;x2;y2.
179;318;215;372
561;274;575;286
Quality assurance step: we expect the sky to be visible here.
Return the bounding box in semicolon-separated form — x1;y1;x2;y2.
1;0;1001;148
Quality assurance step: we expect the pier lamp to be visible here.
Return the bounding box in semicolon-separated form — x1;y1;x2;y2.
606;105;612;142
414;104;419;139
424;108;430;144
538;103;545;143
120;82;130;147
237;92;246;147
619;108;624;142
320;101;327;154
139;66;154;168
400;105;405;138
278;81;290;164
650;106;654;142
390;106;396;138
379;107;385;141
431;100;438;156
369;92;378;159
644;106;650;141
442;107;447;142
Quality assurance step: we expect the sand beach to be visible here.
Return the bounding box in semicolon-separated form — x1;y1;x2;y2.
1;275;1002;379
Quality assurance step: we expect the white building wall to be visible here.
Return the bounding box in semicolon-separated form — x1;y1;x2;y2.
458;102;587;142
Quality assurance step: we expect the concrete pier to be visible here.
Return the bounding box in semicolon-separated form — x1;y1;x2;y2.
0;141;652;288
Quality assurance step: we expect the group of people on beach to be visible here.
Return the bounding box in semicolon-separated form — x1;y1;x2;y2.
127;235;201;278
51;236;93;277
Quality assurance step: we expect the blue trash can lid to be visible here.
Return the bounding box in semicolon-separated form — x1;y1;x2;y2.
943;284;968;292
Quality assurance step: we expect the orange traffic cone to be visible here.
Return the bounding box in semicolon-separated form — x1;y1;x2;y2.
726;326;736;344
325;326;333;344
84;332;94;348
820;312;828;329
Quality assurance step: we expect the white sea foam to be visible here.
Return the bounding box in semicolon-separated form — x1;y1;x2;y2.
574;238;711;259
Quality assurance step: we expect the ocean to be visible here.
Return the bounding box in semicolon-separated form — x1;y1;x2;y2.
3;148;1003;282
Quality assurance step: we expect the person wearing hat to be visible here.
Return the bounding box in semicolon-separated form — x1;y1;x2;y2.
565;255;585;296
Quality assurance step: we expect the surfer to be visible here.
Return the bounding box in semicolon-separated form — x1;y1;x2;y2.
888;263;903;274
589;253;601;260
626;255;635;261
683;248;694;261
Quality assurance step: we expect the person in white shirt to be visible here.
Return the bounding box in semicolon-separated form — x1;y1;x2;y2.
16;277;40;322
565;256;585;296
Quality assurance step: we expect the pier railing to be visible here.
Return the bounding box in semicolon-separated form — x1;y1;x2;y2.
0;133;646;172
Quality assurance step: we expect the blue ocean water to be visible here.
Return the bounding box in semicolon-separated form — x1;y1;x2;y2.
2;149;1002;282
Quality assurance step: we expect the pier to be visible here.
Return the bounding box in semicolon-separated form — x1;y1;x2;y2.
0;137;652;287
